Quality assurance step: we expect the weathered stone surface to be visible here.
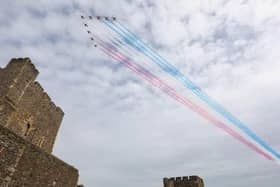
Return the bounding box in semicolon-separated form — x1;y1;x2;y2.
163;176;204;187
0;58;79;186
0;125;78;187
0;58;63;153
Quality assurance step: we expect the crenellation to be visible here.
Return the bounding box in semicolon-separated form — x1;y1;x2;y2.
176;177;181;181
163;176;204;187
182;176;189;181
33;81;44;93
190;176;199;181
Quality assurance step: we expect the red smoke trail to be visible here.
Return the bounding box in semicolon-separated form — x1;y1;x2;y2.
90;33;274;161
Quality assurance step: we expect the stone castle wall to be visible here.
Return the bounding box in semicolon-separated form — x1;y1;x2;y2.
0;58;63;153
0;58;78;187
163;176;204;187
0;123;78;186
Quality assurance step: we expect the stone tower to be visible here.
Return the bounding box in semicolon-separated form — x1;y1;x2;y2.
0;58;79;186
163;176;204;187
0;58;63;153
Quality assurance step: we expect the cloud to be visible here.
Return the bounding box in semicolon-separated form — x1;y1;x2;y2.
0;0;280;187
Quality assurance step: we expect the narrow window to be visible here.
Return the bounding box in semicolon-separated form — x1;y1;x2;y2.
24;122;31;136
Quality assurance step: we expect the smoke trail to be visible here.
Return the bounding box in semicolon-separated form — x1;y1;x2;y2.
87;16;188;100
85;29;274;161
100;18;280;160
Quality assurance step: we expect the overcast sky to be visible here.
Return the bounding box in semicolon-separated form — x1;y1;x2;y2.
1;0;280;186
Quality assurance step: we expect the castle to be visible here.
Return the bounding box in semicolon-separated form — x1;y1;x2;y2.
0;58;79;186
0;58;204;187
163;176;204;187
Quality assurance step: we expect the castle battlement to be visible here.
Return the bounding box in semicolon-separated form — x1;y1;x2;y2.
163;176;204;187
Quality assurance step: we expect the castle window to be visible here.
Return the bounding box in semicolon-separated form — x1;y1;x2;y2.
24;122;31;136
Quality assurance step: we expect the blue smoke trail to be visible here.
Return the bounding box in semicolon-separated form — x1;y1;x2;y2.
101;19;280;159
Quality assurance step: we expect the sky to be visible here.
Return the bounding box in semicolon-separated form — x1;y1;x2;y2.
0;0;280;186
